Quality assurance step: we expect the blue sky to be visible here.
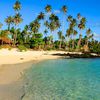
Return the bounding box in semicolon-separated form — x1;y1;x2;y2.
0;0;100;41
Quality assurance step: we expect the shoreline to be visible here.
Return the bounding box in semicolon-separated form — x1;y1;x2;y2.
0;49;100;100
0;49;65;100
0;49;66;85
0;49;100;84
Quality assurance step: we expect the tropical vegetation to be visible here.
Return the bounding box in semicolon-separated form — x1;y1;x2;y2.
0;0;100;54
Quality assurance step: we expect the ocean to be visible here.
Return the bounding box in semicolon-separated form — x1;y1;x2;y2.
23;58;100;100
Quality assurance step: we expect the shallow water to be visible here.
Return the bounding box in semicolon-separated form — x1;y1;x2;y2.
23;58;100;100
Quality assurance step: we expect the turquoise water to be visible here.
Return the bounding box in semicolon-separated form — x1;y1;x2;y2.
23;59;100;100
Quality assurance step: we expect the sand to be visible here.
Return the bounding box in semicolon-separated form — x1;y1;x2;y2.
0;49;67;84
0;49;67;100
0;49;98;100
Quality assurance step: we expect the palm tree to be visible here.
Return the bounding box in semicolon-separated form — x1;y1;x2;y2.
48;14;61;48
13;0;21;14
61;5;67;14
44;5;52;43
49;13;60;33
13;0;22;46
67;17;77;49
71;18;77;49
13;13;23;26
45;5;52;13
66;27;73;49
57;31;63;49
29;20;40;34
37;12;45;21
13;13;23;45
77;17;86;49
5;16;13;30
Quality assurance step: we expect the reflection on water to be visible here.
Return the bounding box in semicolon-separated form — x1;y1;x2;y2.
23;59;100;100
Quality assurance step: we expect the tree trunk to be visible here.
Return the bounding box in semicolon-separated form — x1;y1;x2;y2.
59;40;61;49
8;24;10;31
2;40;3;45
77;33;82;49
72;39;75;49
14;25;17;47
86;39;88;47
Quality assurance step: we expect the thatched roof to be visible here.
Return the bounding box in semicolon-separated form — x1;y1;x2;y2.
0;37;12;44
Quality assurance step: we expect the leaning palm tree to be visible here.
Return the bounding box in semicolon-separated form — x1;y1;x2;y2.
5;16;13;30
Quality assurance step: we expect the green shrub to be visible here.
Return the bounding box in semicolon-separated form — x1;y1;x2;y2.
18;45;27;52
24;44;30;49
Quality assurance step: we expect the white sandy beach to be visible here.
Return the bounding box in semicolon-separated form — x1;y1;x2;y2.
0;49;98;85
0;49;99;100
0;49;67;100
0;49;67;84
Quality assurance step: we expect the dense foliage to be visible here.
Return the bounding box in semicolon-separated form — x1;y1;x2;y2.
0;0;100;54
